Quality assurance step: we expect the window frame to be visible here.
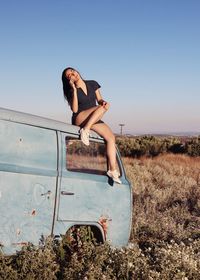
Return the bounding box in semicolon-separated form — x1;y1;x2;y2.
65;136;109;176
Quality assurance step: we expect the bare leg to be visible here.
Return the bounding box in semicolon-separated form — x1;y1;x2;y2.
75;106;116;170
75;105;107;129
75;109;121;182
91;122;116;171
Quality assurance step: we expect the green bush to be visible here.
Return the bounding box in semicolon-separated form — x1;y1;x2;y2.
116;135;200;158
185;137;200;156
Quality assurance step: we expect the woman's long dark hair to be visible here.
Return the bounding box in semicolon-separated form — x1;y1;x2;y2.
62;67;77;105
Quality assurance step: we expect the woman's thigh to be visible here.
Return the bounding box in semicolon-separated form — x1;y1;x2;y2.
75;106;100;126
91;123;115;142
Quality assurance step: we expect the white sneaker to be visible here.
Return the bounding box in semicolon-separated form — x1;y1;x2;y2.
80;128;90;146
107;169;122;184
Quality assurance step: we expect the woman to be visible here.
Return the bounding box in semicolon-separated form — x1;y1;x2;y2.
62;67;121;184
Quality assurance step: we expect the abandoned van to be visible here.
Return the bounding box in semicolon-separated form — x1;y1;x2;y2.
0;107;132;254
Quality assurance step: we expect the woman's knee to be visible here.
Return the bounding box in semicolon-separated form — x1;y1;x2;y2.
98;105;108;113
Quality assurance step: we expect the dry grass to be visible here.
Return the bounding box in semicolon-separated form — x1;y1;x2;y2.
123;154;200;245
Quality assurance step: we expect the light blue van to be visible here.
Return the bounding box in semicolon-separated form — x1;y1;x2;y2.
0;107;132;254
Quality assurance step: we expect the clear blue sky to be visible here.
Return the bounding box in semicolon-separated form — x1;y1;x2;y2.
0;0;199;134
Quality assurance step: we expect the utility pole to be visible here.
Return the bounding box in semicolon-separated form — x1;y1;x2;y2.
119;124;125;136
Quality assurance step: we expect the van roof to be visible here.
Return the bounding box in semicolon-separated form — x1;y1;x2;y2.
0;107;103;140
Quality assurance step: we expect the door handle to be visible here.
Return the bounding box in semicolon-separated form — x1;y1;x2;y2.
61;191;75;195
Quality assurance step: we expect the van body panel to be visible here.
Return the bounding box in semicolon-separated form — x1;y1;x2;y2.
0;118;58;254
58;174;131;246
0;120;57;170
0;172;57;254
0;107;132;254
57;132;132;247
0;107;101;140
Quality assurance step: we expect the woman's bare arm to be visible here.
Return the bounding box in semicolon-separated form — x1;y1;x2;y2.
95;89;110;110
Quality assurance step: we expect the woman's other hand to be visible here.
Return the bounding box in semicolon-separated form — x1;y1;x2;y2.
100;100;110;110
103;102;110;110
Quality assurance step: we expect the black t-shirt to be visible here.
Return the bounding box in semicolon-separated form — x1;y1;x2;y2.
75;80;101;114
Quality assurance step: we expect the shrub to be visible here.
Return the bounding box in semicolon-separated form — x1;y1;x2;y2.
116;135;200;158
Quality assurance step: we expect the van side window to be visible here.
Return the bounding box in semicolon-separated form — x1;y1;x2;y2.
65;137;107;175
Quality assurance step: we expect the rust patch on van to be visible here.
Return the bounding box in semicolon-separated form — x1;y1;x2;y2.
99;216;112;236
12;242;28;246
31;209;36;216
24;209;37;216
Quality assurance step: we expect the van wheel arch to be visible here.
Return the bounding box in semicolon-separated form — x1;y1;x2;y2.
65;225;105;244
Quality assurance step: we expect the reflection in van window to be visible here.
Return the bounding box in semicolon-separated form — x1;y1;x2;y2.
65;137;107;175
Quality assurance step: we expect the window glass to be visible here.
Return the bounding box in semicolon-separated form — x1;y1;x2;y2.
65;137;108;175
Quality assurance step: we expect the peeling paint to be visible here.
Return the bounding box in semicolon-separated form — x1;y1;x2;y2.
24;209;37;216
31;209;36;216
99;216;112;237
12;242;28;246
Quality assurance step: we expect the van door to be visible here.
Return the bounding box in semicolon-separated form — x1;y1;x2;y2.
0;120;58;254
57;133;132;246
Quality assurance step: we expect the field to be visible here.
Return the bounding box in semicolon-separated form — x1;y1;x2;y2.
124;154;200;245
1;154;200;279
